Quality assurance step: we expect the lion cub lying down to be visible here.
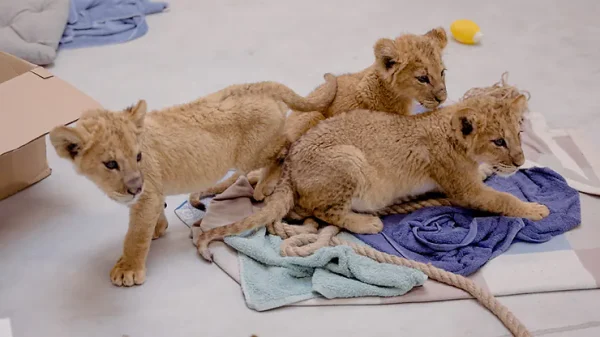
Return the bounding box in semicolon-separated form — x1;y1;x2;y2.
189;27;450;208
49;75;337;286
196;93;550;260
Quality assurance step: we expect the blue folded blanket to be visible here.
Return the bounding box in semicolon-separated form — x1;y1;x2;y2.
356;167;581;276
60;0;168;49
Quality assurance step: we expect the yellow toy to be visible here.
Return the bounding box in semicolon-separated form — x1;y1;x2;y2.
450;19;482;45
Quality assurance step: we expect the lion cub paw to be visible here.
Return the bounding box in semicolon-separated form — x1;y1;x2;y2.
521;202;550;221
343;215;384;234
253;183;276;202
110;257;146;287
189;192;207;211
253;187;266;202
478;163;494;181
263;184;276;198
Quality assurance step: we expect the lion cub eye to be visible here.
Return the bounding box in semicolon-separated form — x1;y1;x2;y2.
104;160;119;170
137;152;142;162
441;69;446;77
492;138;507;147
416;76;430;84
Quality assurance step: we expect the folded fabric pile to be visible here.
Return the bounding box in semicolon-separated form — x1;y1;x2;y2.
175;109;596;307
60;0;169;49
188;167;580;310
356;167;581;276
190;177;426;311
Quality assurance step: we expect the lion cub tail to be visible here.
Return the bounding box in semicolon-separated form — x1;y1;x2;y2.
219;73;337;112
196;167;295;261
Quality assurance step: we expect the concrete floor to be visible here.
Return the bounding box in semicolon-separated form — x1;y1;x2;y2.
1;0;600;336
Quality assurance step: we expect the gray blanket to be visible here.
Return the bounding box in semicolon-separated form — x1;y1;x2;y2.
0;0;70;65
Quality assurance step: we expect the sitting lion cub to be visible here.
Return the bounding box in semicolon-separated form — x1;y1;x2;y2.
49;75;337;286
195;93;550;261
189;27;450;208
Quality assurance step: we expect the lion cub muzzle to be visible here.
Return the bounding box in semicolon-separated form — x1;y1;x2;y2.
124;173;144;196
434;86;447;104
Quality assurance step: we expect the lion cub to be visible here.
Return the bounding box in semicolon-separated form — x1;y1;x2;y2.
49;75;337;286
195;93;550;260
189;27;449;207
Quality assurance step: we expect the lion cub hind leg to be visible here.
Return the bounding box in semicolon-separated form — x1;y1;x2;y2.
284;110;326;143
314;206;383;234
188;172;242;209
153;209;169;239
188;170;261;209
300;145;383;234
253;142;289;201
253;164;282;201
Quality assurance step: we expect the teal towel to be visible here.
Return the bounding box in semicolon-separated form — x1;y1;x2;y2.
224;228;427;311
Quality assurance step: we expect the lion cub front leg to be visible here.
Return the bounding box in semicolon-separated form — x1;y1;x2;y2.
111;190;163;287
450;182;549;221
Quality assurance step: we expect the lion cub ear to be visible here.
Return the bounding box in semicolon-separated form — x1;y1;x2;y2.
49;126;86;160
510;94;528;115
451;108;484;139
374;38;406;73
125;100;147;129
424;27;448;49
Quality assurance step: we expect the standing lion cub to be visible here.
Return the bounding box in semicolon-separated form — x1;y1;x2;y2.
195;93;550;260
49;75;337;286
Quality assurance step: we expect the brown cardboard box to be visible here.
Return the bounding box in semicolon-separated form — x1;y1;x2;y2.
0;52;102;201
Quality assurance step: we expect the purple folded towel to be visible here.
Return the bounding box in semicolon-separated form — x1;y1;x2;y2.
355;167;581;276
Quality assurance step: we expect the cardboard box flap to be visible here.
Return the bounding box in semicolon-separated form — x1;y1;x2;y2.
0;52;36;84
0;52;103;156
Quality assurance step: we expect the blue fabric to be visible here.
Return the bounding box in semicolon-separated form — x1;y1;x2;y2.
356;167;581;276
60;0;168;49
224;228;427;311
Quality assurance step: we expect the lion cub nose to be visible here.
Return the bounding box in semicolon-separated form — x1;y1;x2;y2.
125;175;143;195
511;152;525;167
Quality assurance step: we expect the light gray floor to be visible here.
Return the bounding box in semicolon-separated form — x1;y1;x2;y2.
1;1;600;336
